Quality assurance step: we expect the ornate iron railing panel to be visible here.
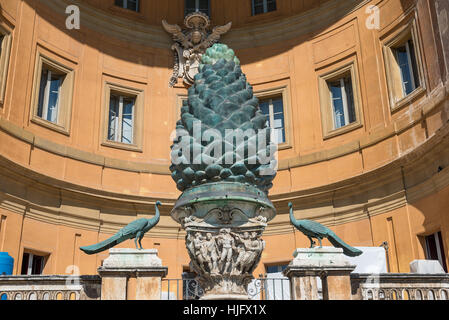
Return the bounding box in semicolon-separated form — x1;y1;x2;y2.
161;277;291;300
351;273;449;300
0;275;101;300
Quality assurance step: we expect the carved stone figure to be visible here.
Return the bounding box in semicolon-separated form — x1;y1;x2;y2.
204;233;219;275
184;225;267;296
216;228;235;274
162;12;232;87
192;232;207;271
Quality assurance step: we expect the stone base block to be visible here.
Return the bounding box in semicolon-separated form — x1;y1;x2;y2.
101;248;163;268
410;260;445;274
97;249;167;300
290;247;355;268
284;247;356;300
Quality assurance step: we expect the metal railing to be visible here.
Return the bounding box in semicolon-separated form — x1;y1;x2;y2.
161;277;291;300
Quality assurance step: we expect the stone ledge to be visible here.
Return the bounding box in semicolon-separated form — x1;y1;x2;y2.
101;248;163;269
97;268;168;278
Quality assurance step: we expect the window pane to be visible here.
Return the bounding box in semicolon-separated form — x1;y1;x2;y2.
186;0;209;15
47;74;61;123
395;45;414;95
330;81;345;129
267;0;277;12
344;77;356;124
121;98;134;144
127;0;139;12
253;0;264;15
115;0;139;12
272;97;283;114
259;96;285;143
259;101;270;127
266;264;287;273
37;69;48;118
32;255;44;275
407;40;420;89
199;0;209;15
115;0;124;7
275;128;284;144
108;95;119;141
21;253;30;275
273;117;283;129
437;232;448;272
425;234;438;260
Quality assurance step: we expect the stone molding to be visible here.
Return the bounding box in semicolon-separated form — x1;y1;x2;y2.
1;119;449;237
97;268;168;278
0;81;447;177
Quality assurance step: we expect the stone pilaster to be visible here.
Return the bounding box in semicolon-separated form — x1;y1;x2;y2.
97;248;168;300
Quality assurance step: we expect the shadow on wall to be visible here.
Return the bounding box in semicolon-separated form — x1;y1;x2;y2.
21;0;367;67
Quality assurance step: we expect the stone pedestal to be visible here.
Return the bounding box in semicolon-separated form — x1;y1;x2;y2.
283;247;356;300
171;182;276;299
97;248;168;300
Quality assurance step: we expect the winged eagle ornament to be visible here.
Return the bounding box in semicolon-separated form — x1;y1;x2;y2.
162;12;232;87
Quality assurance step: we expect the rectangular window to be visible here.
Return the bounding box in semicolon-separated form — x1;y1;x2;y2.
20;252;46;275
102;82;143;151
328;75;356;130
425;231;447;273
252;0;276;15
31;53;75;134
37;67;65;124
266;264;287;274
185;0;210;16
318;61;363;138
259;95;285;144
382;19;425;111
115;0;139;12
108;93;135;144
393;39;420;97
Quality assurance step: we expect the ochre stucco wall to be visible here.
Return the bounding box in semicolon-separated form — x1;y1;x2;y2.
0;0;448;278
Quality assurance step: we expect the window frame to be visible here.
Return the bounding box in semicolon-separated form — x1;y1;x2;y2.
0;24;12;106
107;93;136;144
258;95;286;145
318;61;363;139
382;18;426;112
30;52;75;135
424;231;447;273
102;82;144;152
254;85;292;150
20;250;48;275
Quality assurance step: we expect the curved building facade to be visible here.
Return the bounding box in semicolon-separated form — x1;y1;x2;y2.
0;0;448;279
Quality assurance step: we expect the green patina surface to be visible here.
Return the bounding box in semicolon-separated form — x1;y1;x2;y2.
201;43;240;66
170;43;277;193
